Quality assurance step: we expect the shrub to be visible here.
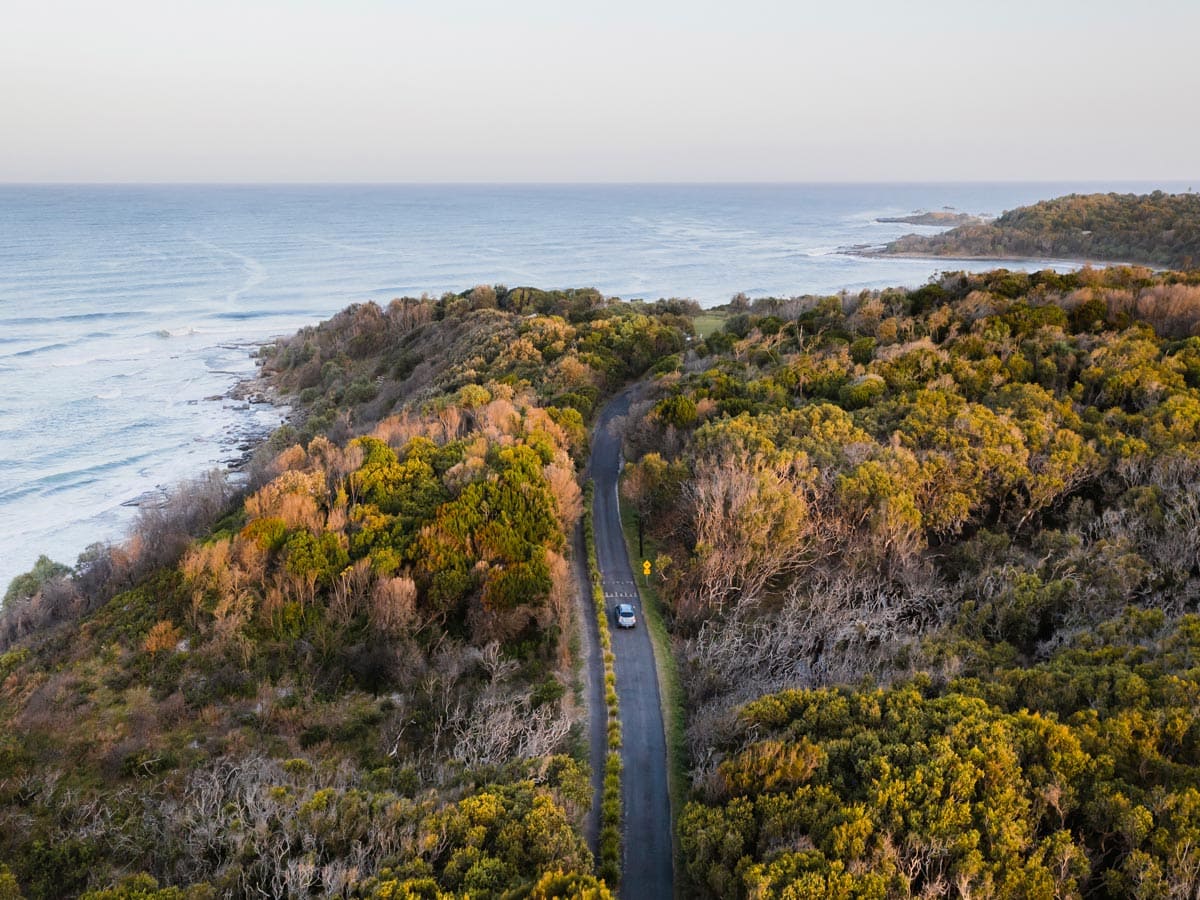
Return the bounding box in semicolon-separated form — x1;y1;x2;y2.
3;555;71;608
143;620;182;655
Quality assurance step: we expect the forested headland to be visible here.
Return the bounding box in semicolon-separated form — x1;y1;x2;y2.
7;265;1200;897
881;191;1200;269
0;286;691;898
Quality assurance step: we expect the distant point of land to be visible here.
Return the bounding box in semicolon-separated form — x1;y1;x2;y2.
876;210;988;227
875;190;1200;269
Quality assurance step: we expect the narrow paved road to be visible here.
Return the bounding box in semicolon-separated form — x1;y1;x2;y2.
590;391;674;900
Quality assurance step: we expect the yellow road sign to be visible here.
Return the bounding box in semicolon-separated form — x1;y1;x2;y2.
643;560;651;575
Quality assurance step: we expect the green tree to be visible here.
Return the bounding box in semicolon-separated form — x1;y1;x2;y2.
4;555;70;608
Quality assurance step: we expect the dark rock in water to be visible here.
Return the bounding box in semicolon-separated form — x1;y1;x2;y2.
121;489;169;508
841;242;888;257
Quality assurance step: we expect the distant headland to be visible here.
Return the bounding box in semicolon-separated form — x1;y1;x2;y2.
870;190;1200;269
876;210;988;226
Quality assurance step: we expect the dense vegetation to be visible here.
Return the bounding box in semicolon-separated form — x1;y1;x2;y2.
13;258;1200;897
0;286;692;898
883;192;1200;269
618;265;1200;897
681;612;1200;898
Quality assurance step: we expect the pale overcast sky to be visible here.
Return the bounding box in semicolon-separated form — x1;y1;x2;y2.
2;0;1197;182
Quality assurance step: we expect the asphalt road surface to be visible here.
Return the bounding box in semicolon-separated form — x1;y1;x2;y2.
590;391;674;900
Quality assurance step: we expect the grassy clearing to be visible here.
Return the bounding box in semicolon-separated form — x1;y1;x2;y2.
618;496;687;895
692;312;728;339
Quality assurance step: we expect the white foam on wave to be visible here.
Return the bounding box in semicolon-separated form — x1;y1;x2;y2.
94;389;122;400
49;356;103;368
189;236;269;306
305;234;398;257
845;208;908;223
50;347;153;368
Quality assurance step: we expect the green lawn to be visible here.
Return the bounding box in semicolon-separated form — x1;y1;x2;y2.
692;312;727;339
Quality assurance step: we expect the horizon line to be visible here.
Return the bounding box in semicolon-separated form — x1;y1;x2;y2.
1;178;1195;189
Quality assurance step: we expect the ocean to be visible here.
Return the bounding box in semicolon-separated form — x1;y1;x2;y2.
0;182;1186;590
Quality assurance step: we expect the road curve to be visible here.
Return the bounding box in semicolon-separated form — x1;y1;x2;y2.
590;391;674;900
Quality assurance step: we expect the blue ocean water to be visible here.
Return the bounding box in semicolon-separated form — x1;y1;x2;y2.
0;182;1187;589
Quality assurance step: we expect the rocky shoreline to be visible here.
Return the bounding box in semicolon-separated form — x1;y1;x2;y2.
120;351;293;510
220;355;294;475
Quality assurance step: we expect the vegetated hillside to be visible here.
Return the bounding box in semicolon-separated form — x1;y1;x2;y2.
618;266;1200;898
883;191;1200;269
0;285;691;899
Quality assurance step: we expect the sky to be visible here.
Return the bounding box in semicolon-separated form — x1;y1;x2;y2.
2;0;1198;183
